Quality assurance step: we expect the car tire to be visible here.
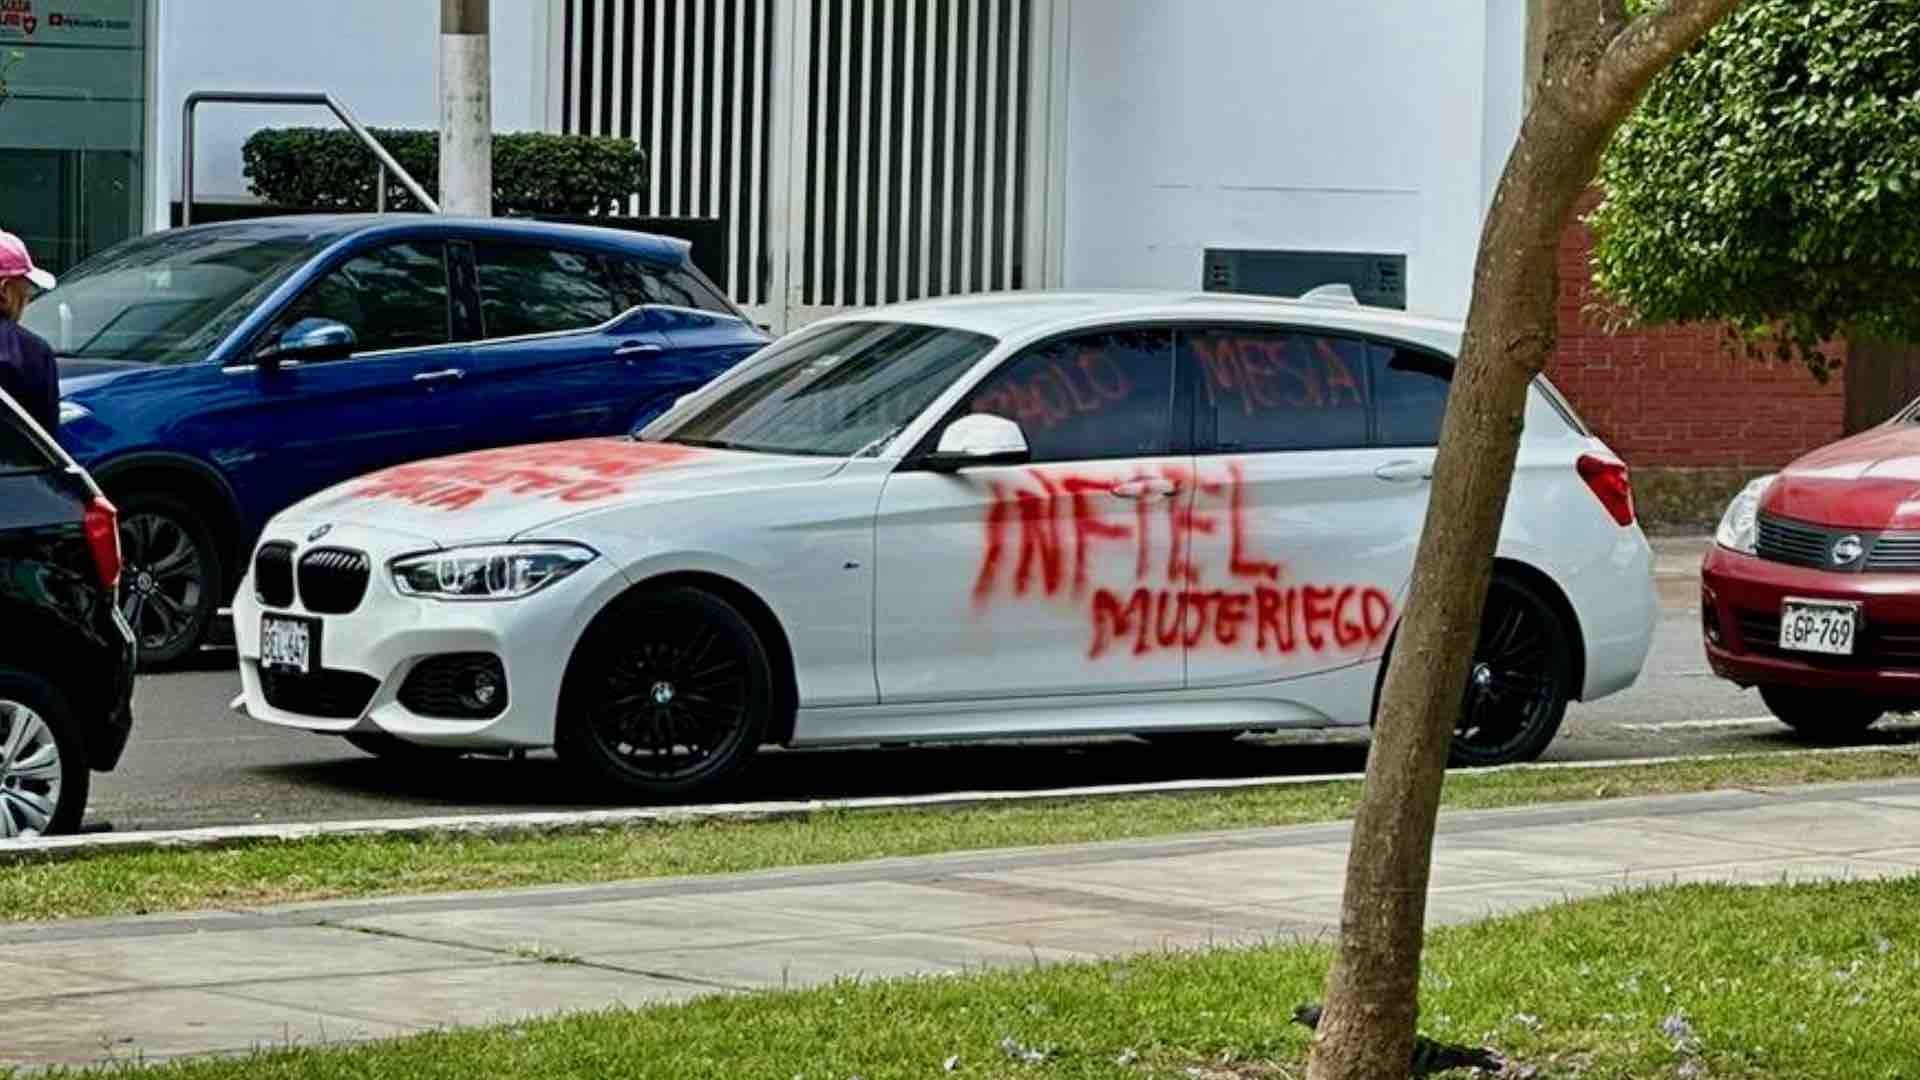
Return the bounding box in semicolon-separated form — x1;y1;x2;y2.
114;490;222;670
557;585;773;800
1759;686;1883;742
1446;573;1577;768
0;668;88;838
343;732;468;763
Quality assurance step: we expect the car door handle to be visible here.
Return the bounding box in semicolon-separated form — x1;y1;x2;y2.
412;367;466;385
614;342;664;358
1373;459;1434;483
1109;477;1178;501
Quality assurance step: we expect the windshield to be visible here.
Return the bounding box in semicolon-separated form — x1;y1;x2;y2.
652;321;997;456
22;229;326;365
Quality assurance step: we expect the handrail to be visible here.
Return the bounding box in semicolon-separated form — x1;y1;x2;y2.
180;90;441;226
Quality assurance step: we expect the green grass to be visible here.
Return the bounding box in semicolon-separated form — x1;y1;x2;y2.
8;749;1916;924
41;876;1920;1079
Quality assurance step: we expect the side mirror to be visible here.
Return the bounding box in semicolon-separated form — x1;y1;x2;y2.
257;318;356;371
919;413;1030;473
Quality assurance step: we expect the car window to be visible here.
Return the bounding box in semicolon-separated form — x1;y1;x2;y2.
1370;342;1452;447
1185;326;1370;452
655;321;995;456
20;230;323;365
963;329;1176;463
473;243;618;338
0;395;57;473
603;255;735;315
267;241;452;356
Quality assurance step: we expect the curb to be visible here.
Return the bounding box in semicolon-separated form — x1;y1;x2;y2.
5;743;1914;865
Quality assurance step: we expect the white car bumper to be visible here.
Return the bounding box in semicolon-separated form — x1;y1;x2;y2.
1575;527;1659;702
232;523;630;749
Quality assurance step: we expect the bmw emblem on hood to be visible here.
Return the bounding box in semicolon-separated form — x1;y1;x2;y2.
307;523;334;543
1832;535;1864;566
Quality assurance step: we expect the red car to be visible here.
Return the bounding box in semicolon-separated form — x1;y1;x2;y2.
1702;420;1920;737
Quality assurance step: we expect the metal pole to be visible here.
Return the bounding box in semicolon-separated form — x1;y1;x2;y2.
178;91;442;220
180;96;197;226
375;164;387;213
439;0;493;216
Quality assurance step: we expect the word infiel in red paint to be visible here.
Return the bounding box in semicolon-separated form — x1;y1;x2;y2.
972;463;1393;659
347;439;700;511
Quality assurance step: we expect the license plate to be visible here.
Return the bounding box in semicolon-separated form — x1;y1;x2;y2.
1778;598;1860;656
260;615;319;673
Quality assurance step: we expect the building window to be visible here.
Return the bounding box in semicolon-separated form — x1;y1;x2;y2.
0;0;150;274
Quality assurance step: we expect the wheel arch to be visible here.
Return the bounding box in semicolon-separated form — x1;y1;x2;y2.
560;569;802;747
92;452;246;596
1368;557;1591;722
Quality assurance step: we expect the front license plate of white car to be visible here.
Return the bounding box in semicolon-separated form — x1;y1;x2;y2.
1778;598;1859;656
260;615;318;673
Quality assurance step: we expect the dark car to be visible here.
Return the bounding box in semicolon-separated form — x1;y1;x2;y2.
28;215;767;666
0;389;133;837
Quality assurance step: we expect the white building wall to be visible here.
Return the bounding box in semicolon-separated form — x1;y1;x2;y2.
151;0;553;226
1059;0;1524;321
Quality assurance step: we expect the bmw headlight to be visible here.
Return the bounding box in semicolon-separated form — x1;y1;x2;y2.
1714;474;1777;554
58;400;91;426
391;543;597;600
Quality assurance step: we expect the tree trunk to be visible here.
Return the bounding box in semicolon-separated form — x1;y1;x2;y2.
1305;4;1743;1078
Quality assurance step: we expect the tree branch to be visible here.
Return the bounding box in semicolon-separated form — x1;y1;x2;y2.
1596;0;1745;106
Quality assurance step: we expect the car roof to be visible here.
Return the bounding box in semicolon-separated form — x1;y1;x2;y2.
841;290;1466;354
160;214;692;264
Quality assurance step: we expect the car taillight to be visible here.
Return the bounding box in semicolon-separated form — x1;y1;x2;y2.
1576;454;1635;527
84;495;122;591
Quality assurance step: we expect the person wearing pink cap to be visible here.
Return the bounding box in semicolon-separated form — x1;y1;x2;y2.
0;229;57;434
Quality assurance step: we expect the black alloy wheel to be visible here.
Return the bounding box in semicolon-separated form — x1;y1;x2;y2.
115;492;221;669
1448;574;1575;768
0;670;87;837
558;586;772;798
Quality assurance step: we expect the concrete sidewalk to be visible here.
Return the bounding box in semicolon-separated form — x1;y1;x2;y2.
10;779;1920;1070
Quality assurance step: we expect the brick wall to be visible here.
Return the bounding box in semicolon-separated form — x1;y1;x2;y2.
1544;205;1846;471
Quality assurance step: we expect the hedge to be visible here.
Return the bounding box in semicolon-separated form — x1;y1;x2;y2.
241;128;647;217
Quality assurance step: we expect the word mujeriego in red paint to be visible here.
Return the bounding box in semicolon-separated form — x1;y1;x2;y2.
971;462;1393;659
349;439;700;511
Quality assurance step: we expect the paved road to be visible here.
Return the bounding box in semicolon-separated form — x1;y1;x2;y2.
86;538;1920;832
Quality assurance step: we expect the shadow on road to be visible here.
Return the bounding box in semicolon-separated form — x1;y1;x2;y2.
250;734;1381;814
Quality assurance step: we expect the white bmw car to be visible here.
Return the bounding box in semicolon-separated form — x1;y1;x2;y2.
234;290;1657;797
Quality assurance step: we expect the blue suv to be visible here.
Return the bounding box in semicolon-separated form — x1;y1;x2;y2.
28;215;767;666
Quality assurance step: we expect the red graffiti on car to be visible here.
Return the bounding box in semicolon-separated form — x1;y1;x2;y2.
347;439;701;511
972;462;1394;659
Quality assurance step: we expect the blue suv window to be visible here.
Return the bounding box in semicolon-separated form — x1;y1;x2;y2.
603;254;733;315
266;241;453;356
473;243;618;338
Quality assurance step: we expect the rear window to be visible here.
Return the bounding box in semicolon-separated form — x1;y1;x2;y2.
473;243;619;338
0;394;59;473
603;255;736;316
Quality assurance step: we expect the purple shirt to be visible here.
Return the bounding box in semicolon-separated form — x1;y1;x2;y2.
0;318;57;435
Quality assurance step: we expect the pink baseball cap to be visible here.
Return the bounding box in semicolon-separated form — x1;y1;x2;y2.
0;230;55;290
